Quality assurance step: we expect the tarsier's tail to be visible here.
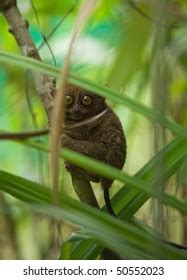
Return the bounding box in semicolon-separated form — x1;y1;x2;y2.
103;188;116;216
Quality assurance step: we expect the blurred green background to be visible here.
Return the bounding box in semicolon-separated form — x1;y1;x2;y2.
0;0;187;259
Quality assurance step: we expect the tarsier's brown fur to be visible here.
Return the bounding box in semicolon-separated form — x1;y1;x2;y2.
61;84;126;215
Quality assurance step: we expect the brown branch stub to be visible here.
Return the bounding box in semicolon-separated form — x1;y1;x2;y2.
1;0;54;122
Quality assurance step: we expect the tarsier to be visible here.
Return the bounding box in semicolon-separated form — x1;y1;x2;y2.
61;83;127;216
55;84;187;253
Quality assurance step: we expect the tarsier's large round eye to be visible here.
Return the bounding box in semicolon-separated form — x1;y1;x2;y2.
81;95;93;106
65;94;74;106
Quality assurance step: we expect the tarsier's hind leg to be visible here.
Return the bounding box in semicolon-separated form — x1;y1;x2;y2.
70;173;99;208
65;161;100;183
65;161;116;216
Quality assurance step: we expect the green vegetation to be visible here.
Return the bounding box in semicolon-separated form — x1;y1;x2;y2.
0;0;186;259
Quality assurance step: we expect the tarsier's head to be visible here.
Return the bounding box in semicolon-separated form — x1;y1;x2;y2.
65;84;107;122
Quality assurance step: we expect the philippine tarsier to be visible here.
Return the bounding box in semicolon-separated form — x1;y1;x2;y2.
61;83;126;216
59;85;187;254
54;84;187;253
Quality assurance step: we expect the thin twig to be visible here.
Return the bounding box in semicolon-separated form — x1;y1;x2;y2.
0;128;48;140
38;1;77;51
30;0;57;66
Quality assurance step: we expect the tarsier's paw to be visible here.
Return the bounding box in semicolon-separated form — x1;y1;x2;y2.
60;133;71;147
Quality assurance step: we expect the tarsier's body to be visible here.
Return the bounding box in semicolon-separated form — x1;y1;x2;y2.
62;84;126;215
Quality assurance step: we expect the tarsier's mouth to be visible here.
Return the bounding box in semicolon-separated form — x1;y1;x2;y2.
70;113;84;121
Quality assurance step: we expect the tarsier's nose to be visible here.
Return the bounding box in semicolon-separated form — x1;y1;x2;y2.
73;104;81;115
73;104;80;112
71;104;83;120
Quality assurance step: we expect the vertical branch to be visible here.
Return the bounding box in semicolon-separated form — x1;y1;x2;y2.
50;0;99;210
150;0;171;235
50;0;99;257
0;0;54;121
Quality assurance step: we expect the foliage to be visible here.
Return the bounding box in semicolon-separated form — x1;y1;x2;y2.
0;0;187;259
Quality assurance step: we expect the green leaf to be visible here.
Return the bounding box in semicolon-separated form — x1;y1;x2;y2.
11;135;187;259
0;170;186;259
66;136;187;259
59;242;73;260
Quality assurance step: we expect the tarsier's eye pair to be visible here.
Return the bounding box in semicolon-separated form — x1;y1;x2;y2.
65;94;93;106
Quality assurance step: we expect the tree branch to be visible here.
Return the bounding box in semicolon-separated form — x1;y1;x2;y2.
0;128;48;140
0;0;54;121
